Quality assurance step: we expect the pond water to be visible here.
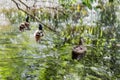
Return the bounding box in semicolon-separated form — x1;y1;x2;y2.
0;23;120;80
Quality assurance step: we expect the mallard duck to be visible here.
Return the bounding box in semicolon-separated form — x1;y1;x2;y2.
34;24;44;43
72;37;87;60
19;16;30;31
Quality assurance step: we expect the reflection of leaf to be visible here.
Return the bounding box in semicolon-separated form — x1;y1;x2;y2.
96;5;103;9
67;35;71;40
87;3;92;9
109;0;113;2
85;75;102;80
82;0;92;9
77;4;81;12
81;9;88;16
100;30;103;37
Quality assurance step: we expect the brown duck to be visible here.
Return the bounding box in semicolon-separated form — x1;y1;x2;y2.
72;37;87;60
19;16;30;32
34;24;44;43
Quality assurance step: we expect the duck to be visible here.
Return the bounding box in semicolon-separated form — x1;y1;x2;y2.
19;16;30;32
72;37;87;60
34;24;44;43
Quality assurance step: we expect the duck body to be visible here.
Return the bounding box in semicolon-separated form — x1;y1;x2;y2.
19;16;30;32
34;30;44;42
72;37;87;60
19;23;26;31
19;22;30;31
34;24;44;43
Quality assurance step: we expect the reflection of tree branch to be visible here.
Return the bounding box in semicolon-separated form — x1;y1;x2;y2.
19;0;30;9
11;0;57;33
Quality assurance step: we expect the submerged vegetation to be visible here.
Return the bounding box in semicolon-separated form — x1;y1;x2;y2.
0;0;120;80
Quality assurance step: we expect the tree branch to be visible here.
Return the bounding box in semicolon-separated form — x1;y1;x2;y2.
19;0;30;9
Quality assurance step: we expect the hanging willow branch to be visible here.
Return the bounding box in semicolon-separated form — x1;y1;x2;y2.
11;0;57;33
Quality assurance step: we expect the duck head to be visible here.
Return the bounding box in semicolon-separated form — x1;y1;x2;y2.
79;37;84;45
26;16;29;22
39;24;43;30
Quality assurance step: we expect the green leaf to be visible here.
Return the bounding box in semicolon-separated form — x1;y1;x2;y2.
109;0;113;2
